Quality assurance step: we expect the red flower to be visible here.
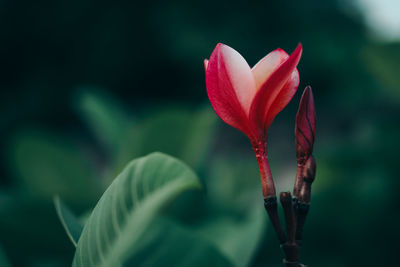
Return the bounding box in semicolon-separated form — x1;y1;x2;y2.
205;43;302;197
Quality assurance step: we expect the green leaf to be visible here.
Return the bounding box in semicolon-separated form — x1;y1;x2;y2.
54;196;84;247
0;245;11;267
362;43;400;101
0;192;74;265
195;207;265;267
124;217;233;267
194;155;266;266
75;89;130;153
72;152;202;267
114;107;217;174
178;107;218;170
7;130;101;206
207;155;261;211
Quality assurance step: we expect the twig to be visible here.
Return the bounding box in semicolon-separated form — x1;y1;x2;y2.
264;196;287;244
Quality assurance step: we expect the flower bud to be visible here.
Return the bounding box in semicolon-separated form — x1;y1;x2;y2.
302;154;316;184
295;86;316;164
299;155;316;204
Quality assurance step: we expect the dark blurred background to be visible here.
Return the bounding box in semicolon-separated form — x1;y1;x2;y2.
1;0;399;266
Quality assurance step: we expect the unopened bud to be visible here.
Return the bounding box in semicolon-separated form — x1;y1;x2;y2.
295;86;316;164
302;155;316;184
299;155;316;204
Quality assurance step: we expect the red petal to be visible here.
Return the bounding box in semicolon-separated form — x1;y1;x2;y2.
252;48;289;90
249;43;303;137
205;43;256;136
265;69;300;129
295;86;316;162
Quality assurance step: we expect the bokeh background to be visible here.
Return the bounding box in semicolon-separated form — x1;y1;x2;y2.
1;0;399;266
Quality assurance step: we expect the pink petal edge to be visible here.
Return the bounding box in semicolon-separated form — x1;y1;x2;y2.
265;69;300;129
249;43;303;138
252;48;289;91
203;59;209;71
205;43;253;137
217;43;257;115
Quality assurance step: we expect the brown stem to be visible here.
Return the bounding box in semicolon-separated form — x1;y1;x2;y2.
255;143;314;267
280;192;296;243
293;163;305;199
295;201;310;243
296;155;316;243
281;244;301;267
254;141;287;246
280;192;306;267
264;196;287;244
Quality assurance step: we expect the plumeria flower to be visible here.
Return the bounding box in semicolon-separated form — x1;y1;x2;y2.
204;43;302;198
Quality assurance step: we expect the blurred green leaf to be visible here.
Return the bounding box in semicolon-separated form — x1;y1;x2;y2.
7;130;102;207
195;207;265;267
207;155;261;211
114;107;217;174
179;107;218;170
198;155;266;266
54;196;84;247
73;152;202;267
362;43;400;101
0;192;74;266
75;89;131;154
124;217;234;267
0;244;11;267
